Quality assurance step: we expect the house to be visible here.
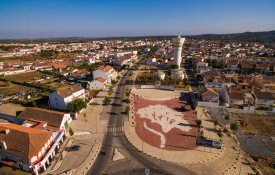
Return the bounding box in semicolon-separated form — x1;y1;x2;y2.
31;62;53;71
198;88;220;102
88;77;108;90
0;123;63;175
93;65;117;83
221;87;246;107
239;60;253;70
252;91;275;108
52;62;67;72
112;55;132;66
49;86;86;111
82;57;96;64
203;71;227;88
17;107;72;132
256;63;269;72
226;59;239;71
196;62;209;73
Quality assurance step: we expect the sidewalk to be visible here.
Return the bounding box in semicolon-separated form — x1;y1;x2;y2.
48;88;110;175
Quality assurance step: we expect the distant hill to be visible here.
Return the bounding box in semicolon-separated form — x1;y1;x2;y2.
190;30;275;43
1;30;275;43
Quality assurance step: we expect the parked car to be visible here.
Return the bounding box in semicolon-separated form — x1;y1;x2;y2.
67;145;81;151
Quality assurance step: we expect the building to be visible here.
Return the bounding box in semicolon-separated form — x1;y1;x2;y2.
112;55;132;66
172;35;185;68
92;65;117;83
17;107;72;132
0;123;65;175
221;87;246;107
252;91;275;108
198;88;220;102
49;86;86;111
88;77;108;89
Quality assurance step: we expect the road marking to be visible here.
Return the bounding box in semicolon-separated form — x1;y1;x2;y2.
106;127;124;133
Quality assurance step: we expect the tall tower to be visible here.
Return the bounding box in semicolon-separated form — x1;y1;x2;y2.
172;35;185;69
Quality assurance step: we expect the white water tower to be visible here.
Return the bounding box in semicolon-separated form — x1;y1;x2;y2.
172;35;185;69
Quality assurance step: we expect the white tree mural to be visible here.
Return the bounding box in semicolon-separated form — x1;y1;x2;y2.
137;104;191;148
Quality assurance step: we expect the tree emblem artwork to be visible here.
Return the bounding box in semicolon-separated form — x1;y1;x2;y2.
137;104;191;148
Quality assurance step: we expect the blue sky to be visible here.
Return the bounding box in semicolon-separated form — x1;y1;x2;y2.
0;0;275;39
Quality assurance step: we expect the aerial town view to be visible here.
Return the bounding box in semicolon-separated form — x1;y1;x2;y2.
0;0;275;175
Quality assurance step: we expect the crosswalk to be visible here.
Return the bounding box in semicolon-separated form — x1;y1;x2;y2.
105;126;124;134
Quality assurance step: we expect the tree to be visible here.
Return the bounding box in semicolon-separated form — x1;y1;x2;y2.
196;74;204;81
125;106;130;114
124;98;130;104
223;128;229;133
67;99;87;113
217;129;223;139
31;100;37;107
103;96;111;105
213;120;219;126
69;127;74;136
225;114;230;120
195;119;202;128
230;123;239;130
5;81;11;87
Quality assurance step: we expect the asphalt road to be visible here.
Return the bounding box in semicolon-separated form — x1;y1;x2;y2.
87;69;197;175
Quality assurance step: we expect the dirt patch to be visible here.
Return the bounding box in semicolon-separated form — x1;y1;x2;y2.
4;71;44;83
232;113;275;136
253;157;275;175
0;81;30;95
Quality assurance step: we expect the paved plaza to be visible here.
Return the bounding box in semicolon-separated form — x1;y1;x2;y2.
133;94;199;151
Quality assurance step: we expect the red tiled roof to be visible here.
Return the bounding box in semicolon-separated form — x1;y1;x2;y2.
0;123;52;160
96;77;107;83
253;91;275;100
228;91;244;100
57;86;84;98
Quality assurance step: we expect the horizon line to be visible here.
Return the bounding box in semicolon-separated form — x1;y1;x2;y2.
0;29;274;41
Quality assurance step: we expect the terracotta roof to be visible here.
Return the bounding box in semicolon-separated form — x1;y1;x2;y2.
0;123;52;161
52;62;67;69
228;91;244;100
96;77;107;83
239;60;252;68
202;88;219;97
253;91;275;100
98;65;113;73
203;70;219;77
57;86;84;98
17;108;66;127
227;59;239;66
256;63;269;69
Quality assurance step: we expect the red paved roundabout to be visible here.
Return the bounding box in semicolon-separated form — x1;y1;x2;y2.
133;95;200;151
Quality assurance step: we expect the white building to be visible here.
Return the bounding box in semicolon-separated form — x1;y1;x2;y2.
112;55;132;66
49;86;86;111
172;35;185;68
93;65;117;83
88;77;108;90
114;50;137;58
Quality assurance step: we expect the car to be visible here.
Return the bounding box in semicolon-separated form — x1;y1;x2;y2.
68;145;81;151
99;151;106;155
